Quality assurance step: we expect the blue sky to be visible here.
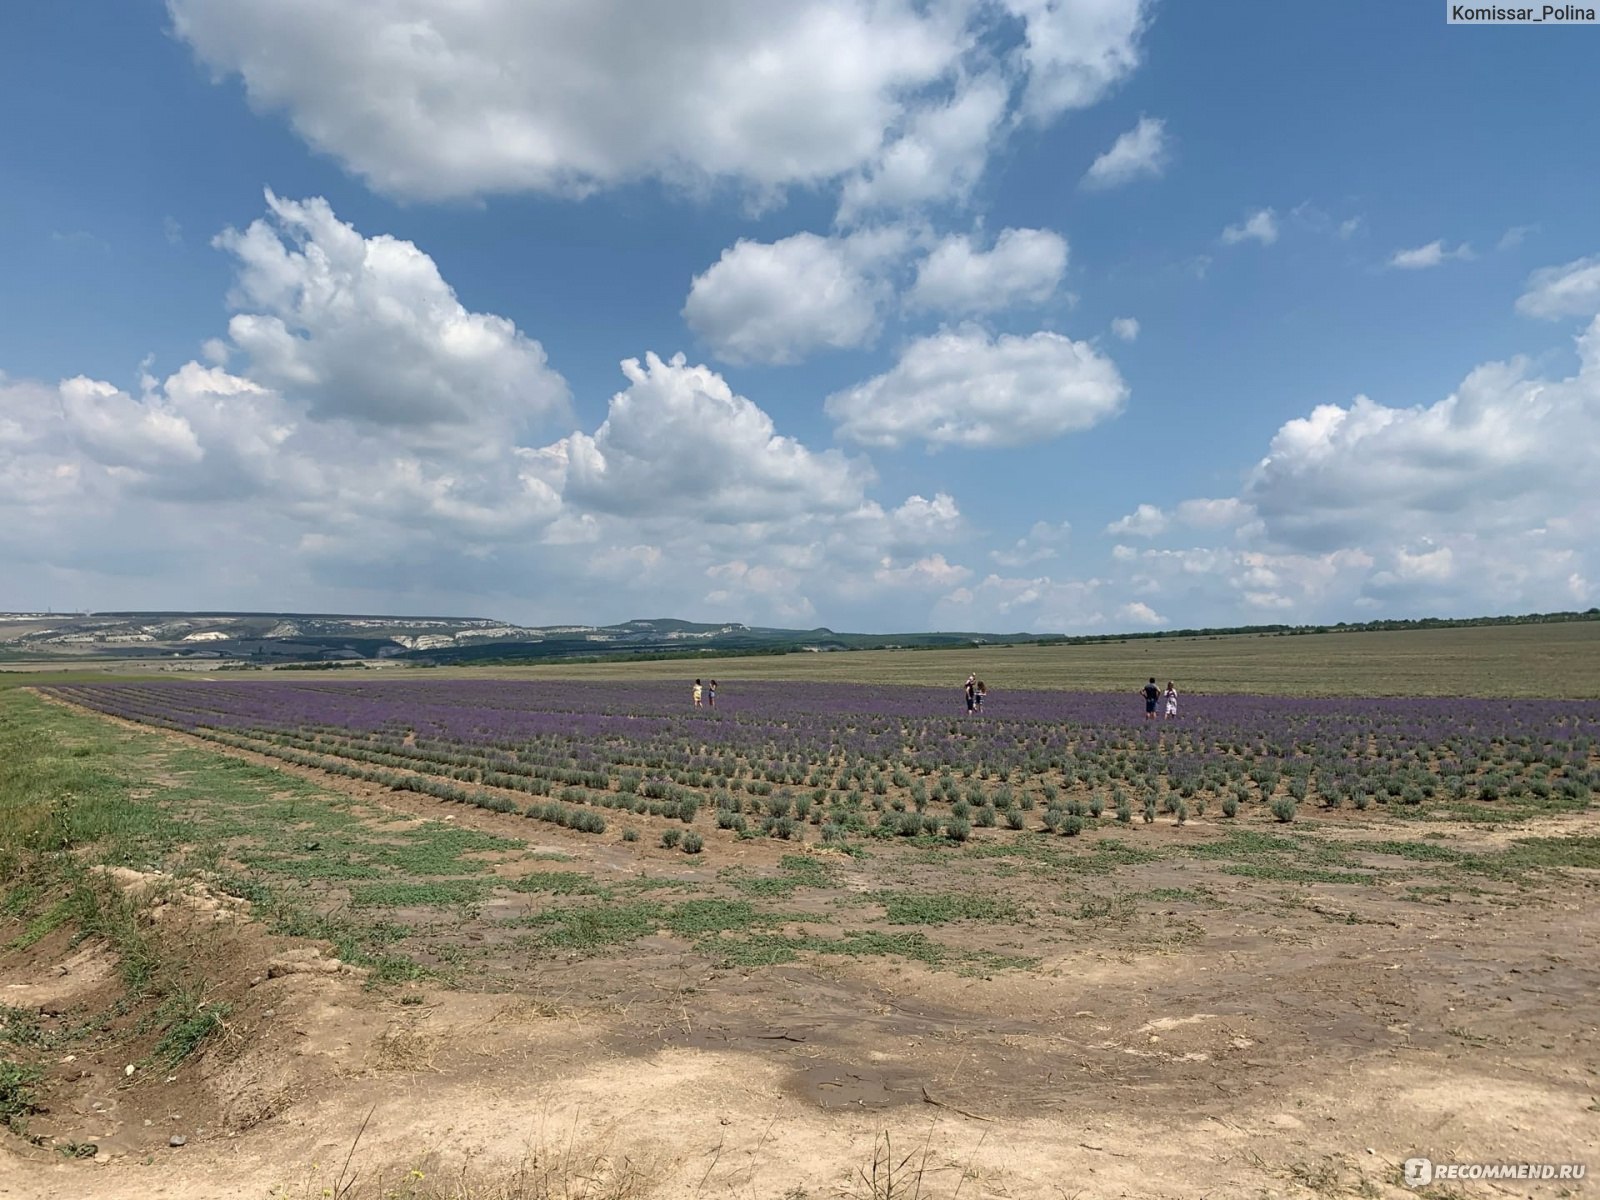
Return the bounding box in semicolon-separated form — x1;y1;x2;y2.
2;1;1597;631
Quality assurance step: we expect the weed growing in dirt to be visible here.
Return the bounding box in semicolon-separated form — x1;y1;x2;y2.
877;891;1018;924
349;880;490;910
525;902;658;950
151;986;230;1067
1460;835;1600;879
505;871;611;897
1075;892;1134;920
0;1059;43;1137
729;854;836;898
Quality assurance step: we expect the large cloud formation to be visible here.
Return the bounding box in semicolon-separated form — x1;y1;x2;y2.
168;0;1152;205
216;193;570;441
1097;313;1600;619
1;195;976;626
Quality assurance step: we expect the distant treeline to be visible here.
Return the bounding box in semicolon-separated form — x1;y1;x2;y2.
1029;608;1600;647
411;645;804;667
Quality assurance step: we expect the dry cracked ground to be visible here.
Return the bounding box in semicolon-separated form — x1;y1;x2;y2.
1;695;1596;1200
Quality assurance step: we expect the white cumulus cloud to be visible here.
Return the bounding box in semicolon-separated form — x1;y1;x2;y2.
837;74;1011;221
1387;240;1474;270
1105;503;1167;537
906;227;1067;315
554;351;869;522
991;520;1070;567
1174;497;1251;529
216;191;569;441
825;327;1127;449
1516;254;1600;319
1004;0;1151;121
1221;208;1278;246
683;228;909;364
1081;116;1168;190
1117;600;1164;625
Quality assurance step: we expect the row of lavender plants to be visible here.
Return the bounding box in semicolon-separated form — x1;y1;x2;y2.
47;680;1599;844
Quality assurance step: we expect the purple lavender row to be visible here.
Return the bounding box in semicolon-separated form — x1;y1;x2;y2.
45;680;1600;788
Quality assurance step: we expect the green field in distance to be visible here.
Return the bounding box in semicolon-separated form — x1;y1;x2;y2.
455;621;1600;699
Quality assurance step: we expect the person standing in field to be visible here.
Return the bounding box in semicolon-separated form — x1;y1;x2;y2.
693;679;703;708
1164;681;1178;719
975;681;987;712
964;674;976;714
707;679;717;708
1142;677;1160;720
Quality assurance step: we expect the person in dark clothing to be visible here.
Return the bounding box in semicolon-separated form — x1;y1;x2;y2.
1142;677;1160;720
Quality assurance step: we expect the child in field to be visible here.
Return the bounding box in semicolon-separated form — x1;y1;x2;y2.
707;680;717;708
975;681;987;711
1164;682;1178;719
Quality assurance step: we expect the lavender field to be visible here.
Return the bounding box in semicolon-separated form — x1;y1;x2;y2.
46;678;1600;847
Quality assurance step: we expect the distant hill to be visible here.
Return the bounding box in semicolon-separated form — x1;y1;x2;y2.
0;608;1594;666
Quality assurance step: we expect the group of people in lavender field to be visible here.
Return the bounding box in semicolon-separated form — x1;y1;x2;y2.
966;672;1178;719
688;671;1178;719
1142;677;1179;720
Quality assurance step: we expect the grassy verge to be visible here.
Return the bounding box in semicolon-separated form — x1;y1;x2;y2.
0;688;542;1127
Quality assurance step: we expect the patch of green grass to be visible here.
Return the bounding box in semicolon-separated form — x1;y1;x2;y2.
1184;830;1375;885
1187;831;1304;860
777;854;834;884
151;988;230;1067
0;1058;44;1135
0;1007;47;1049
876;891;1019;924
664;898;767;936
964;838;1063;863
1347;839;1464;863
1460;835;1600;878
368;955;435;984
369;824;521;875
234;851;384;882
823;930;950;963
348;880;490;909
703;934;805;967
1067;837;1164;873
620;876;699;893
1404;803;1527;825
6;896;76;951
526;902;658;951
505;870;611;897
701;928;1038;973
730;875;798;898
1223;863;1377;885
2;692;460;1010
728;854;838;899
